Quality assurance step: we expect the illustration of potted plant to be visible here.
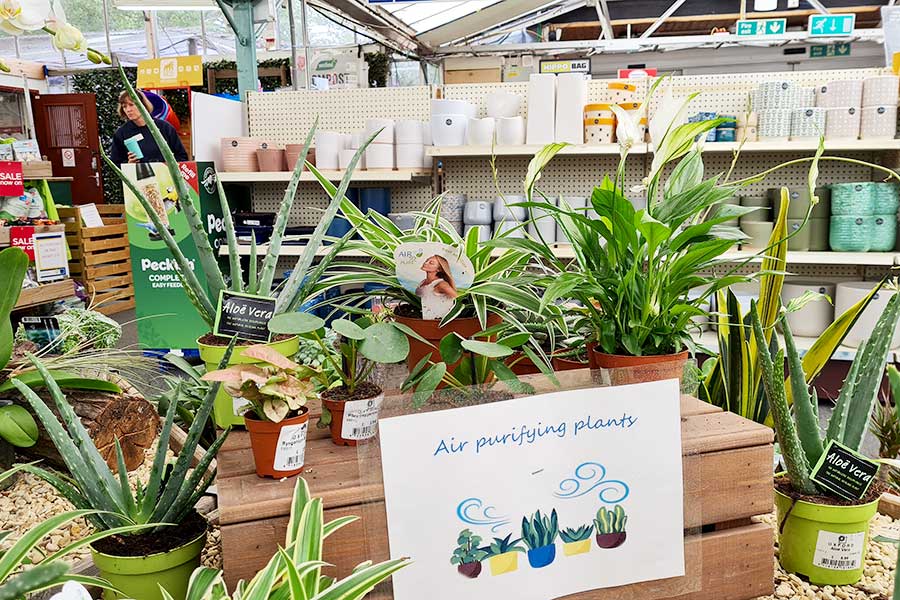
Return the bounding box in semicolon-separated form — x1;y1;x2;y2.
451;529;488;578
486;534;524;576
594;505;628;548
522;509;559;568
560;525;594;556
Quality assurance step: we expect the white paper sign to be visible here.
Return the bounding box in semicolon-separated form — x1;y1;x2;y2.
33;232;69;282
341;394;383;440
78;204;104;228
813;530;865;571
61;148;76;167
273;421;308;471
379;381;685;600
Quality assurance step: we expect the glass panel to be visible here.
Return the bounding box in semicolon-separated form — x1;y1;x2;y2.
0;92;24;136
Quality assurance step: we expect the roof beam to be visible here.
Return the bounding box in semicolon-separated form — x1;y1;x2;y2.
419;0;559;46
461;0;585;44
308;0;427;53
640;0;689;38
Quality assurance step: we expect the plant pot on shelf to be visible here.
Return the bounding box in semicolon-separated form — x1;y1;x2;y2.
197;334;300;428
244;407;309;478
90;520;207;600
563;540;591;556
488;551;519;575
394;312;502;370
526;544;556;568
595;532;626;549
552;355;588;371
505;352;542;375
774;488;878;586
457;561;482;578
320;384;384;447
589;349;688;385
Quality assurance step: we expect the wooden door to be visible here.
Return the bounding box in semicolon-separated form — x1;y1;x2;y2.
33;92;104;204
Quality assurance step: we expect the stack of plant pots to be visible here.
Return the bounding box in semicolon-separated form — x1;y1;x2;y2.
829;182;876;252
872;182;899;251
739;194;772;250
772;187;811;251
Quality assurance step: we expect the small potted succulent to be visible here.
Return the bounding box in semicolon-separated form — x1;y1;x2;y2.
594;505;628;549
451;529;488;579
268;311;409;446
522;509;559;568
560;524;594;556
485;534;524;576
202;344;319;478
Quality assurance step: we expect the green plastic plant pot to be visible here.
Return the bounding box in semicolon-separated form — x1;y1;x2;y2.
774;488;878;586
197;334;300;429
91;528;206;600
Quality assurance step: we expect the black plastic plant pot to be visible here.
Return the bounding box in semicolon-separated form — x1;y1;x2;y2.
457;561;482;578
595;532;626;549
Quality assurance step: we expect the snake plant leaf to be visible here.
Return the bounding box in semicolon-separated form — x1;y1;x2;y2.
0;405;37;448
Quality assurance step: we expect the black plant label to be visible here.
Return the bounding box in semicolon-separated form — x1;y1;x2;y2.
213;290;275;343
810;440;879;501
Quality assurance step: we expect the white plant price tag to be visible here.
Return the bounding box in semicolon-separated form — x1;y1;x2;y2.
342;395;384;440
812;531;865;571
273;421;308;471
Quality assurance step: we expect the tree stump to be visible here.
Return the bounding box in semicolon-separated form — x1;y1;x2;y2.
15;388;158;472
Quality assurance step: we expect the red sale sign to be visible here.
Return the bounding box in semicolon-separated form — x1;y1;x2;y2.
618;68;658;79
0;161;24;196
10;226;35;260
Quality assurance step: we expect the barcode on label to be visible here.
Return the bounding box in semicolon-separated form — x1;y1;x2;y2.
283;454;303;467
818;559;854;569
352;425;376;437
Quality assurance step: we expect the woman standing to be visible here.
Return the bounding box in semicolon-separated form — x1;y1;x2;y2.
109;90;187;165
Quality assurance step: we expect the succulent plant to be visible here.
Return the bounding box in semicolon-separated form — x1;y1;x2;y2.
594;505;628;534
560;524;594;543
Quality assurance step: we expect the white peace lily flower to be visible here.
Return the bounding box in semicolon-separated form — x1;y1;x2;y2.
0;0;21;20
49;582;92;600
610;104;639;152
52;21;85;51
5;0;50;32
648;87;694;180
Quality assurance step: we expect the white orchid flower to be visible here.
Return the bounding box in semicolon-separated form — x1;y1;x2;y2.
48;582;92;600
51;21;84;51
610;104;640;153
1;0;50;33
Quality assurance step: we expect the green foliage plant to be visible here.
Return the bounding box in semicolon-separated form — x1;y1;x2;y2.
594;506;627;534
559;525;593;544
450;529;488;566
752;285;900;496
485;534;524;557
871;365;900;491
521;509;559;550
164;477;410;600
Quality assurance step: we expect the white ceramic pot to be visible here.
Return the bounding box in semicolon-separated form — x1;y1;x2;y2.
316;145;340;170
493;195;527;221
825;106;861;140
365;144;394;170
395;143;424;169
863;75;900;107
315;131;344;154
835;282;900;349
860;106;898;140
494;220;525;238
338;149;356;170
464;201;492;225
781;280;836;338
349;131;362;149
464;224;492;243
486;92;522;119
365;119;394;144
431;114;467;146
527;198;557;243
466;117;496;146
496;116;526;145
422;121;433;145
395;120;424;145
816;80;864;109
431;99;476;119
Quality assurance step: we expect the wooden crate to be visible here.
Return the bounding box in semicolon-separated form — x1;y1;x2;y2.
217;380;775;599
14;279;75;310
22;161;53;178
0;224;65;248
57;206;135;316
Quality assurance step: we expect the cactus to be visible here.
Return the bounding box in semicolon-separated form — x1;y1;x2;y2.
594;505;627;534
560;525;594;543
521;509;559;549
752;286;900;497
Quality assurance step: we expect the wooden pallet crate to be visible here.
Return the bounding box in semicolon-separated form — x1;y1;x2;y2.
57;206;134;316
217;377;775;599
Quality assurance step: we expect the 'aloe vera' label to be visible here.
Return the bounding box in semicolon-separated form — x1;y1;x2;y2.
812;531;864;571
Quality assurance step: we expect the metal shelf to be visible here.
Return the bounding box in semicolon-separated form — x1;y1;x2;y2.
216;169;432;183
427;144;638;157
693;330;874;362
719;250;900;266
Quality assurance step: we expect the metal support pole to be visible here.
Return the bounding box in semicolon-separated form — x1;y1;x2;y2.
232;0;260;99
805;0;831;14
299;0;312;89
639;0;688;38
144;11;160;58
287;0;300;90
595;0;613;40
101;0;113;58
200;11;208;56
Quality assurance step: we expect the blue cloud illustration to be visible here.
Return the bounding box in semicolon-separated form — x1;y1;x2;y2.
456;497;511;533
553;461;629;503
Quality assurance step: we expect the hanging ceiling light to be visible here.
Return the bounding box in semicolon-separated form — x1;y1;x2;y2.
113;0;218;10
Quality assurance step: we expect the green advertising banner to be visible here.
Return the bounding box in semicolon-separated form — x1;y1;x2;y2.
123;161;224;352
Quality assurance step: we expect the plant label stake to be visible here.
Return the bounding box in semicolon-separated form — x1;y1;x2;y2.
394;242;474;320
213;290;276;343
810;440;879;501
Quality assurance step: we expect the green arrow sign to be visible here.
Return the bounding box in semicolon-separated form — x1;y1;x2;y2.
808;14;856;37
736;18;786;36
810;43;852;58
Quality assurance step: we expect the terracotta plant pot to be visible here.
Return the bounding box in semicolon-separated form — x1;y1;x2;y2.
256;148;285;171
457;562;482;578
286;145;316;171
321;389;384;447
552;355;588;371
595;532;626;549
244;407;309;478
394;313;502;370
589;349;689;385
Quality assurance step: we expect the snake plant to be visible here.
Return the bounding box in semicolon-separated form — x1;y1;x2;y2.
100;66;375;326
594;506;627;534
752;286;900;496
163;477;410;600
8;340;234;533
521;510;559;550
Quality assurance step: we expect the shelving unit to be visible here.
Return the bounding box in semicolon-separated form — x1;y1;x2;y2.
217;169;432;183
428;144;632;156
693;330;874;362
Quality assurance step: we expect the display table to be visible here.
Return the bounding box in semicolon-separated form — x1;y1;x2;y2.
217;375;775;598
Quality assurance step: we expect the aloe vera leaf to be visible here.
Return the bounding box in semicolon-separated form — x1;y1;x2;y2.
782;316;824;466
215;174;244;292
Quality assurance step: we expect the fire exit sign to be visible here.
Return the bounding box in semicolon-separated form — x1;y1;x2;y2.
736;18;786;36
808;14;855;37
810;43;851;58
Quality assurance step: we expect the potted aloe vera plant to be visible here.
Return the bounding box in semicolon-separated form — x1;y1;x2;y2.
522;509;559;568
594;505;628;549
560;524;593;556
9;345;231;600
202;344;320;477
451;529;488;579
752;283;900;585
103;68;374;429
485;534;524;576
267;311;409;446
